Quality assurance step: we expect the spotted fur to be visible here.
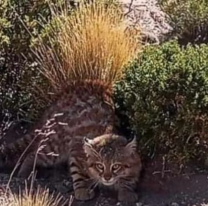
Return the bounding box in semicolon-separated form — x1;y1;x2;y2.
0;80;142;202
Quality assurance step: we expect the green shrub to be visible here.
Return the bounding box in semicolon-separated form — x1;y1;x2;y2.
114;40;208;165
0;0;71;135
159;0;208;45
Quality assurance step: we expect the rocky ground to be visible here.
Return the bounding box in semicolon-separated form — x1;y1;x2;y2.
1;0;208;206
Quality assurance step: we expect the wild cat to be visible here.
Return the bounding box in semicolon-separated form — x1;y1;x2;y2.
0;1;142;203
0;81;142;202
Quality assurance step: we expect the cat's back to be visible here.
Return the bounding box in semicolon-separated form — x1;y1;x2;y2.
37;81;115;142
0;81;116;169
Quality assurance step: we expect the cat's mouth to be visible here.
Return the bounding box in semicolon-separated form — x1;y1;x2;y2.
101;178;117;186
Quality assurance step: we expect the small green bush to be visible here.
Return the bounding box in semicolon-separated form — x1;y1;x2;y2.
0;0;49;123
159;0;208;45
0;0;71;135
114;40;208;165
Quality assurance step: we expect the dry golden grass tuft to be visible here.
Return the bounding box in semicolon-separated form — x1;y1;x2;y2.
0;184;71;206
33;0;141;92
12;187;63;206
0;138;72;206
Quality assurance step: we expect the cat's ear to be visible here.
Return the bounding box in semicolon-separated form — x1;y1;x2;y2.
83;137;94;155
125;136;137;153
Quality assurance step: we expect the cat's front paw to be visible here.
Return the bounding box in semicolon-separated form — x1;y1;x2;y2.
74;188;95;201
118;189;138;203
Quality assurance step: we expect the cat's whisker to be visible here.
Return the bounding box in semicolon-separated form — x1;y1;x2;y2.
88;181;99;193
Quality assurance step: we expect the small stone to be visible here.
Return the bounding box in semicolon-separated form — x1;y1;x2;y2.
181;201;186;205
136;203;143;206
171;203;179;206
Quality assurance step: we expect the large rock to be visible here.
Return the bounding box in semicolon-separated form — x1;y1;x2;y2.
120;0;173;44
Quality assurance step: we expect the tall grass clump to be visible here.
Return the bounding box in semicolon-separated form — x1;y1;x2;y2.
33;0;141;94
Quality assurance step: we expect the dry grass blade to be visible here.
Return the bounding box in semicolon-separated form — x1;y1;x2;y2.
33;0;141;92
13;186;64;206
0;184;67;206
1;137;70;206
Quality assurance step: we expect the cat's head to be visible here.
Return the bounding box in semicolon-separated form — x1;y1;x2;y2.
83;134;141;186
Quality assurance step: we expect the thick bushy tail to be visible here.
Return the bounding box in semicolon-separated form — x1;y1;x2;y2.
32;0;141;92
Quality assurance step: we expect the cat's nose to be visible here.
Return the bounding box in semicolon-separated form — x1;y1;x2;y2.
104;175;111;181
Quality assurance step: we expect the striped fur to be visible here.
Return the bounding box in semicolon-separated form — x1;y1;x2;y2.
83;134;141;202
0;80;142;202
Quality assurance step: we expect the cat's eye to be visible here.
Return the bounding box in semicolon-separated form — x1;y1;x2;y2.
112;164;121;170
95;163;104;170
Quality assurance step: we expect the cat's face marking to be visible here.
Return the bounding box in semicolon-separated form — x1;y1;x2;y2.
83;134;139;186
